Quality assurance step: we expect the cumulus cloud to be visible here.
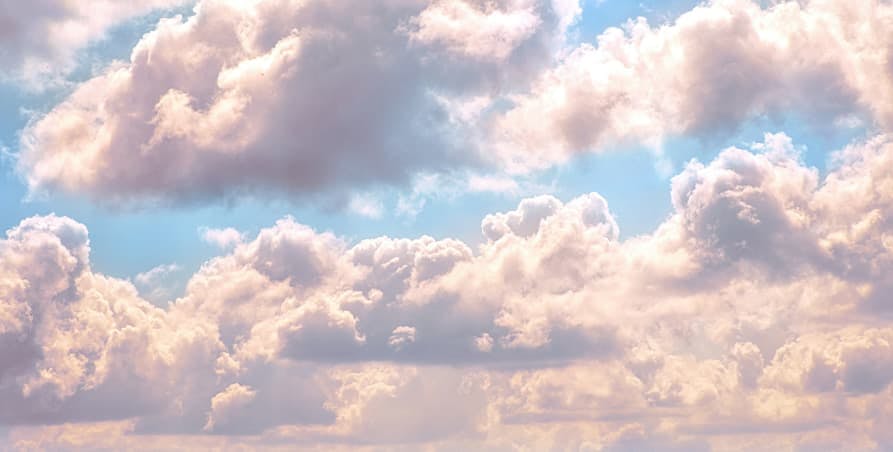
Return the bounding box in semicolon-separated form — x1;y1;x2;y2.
405;0;543;61
17;0;578;206
492;0;893;170
0;215;222;428
133;262;183;305
5;132;893;448
16;0;893;208
387;326;417;351
0;0;189;84
203;383;256;433
13;0;893;449
11;0;893;213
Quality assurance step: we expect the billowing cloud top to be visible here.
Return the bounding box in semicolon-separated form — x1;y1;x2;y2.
6;133;893;448
14;0;893;205
5;0;893;450
16;0;577;205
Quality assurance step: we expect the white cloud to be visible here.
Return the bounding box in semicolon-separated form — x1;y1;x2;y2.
8;1;893;448
17;0;575;206
0;0;190;85
405;0;543;61
491;0;893;171
6;132;893;448
133;263;182;304
13;0;893;210
199;227;243;249
474;333;494;352
203;383;256;432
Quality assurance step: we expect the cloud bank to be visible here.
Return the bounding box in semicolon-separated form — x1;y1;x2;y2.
16;0;577;206
15;0;893;206
5;133;893;449
0;0;189;83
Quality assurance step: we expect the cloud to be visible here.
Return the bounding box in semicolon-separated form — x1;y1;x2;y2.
203;383;256;433
0;215;222;427
0;0;189;84
199;227;243;249
17;0;578;207
6;132;893;448
387;326;417;351
491;0;893;171
405;0;543;61
18;0;893;207
133;263;182;305
13;0;893;449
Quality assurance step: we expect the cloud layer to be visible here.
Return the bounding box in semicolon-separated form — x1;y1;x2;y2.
6;0;893;449
16;0;576;206
15;0;893;205
5;132;893;449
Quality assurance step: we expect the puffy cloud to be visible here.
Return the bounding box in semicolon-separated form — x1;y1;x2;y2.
203;383;256;433
667;133;824;279
405;0;543;61
17;0;578;206
347;194;385;219
0;215;223;427
14;0;893;448
0;0;189;84
387;326;417;351
6;132;893;448
14;0;893;207
493;0;893;170
762;328;893;394
199;226;243;249
133;263;182;304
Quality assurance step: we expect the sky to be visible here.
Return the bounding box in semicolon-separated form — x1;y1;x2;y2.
1;0;893;450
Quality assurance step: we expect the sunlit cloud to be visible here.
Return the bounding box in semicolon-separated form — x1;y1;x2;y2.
3;0;893;450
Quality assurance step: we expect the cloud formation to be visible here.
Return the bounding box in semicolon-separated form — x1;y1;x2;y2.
17;0;577;206
493;0;893;170
5;132;893;449
0;0;188;83
6;0;893;449
17;0;893;208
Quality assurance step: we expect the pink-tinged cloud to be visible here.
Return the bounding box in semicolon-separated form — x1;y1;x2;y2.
4;133;893;449
17;0;893;208
16;0;577;207
493;0;893;170
0;0;189;84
